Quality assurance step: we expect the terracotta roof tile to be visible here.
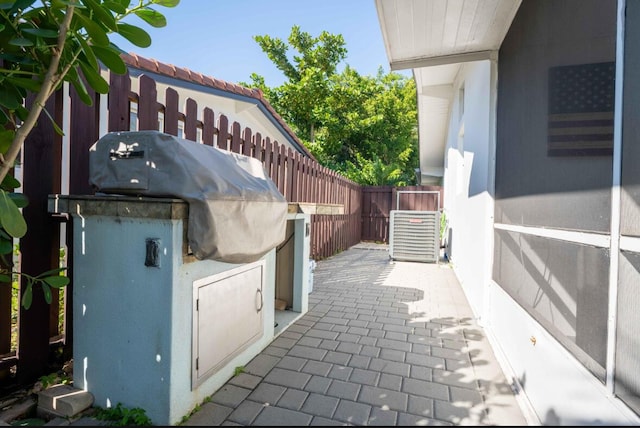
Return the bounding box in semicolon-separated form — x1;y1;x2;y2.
121;52;136;66
173;65;191;81
119;52;314;160
190;70;204;85
155;61;175;76
136;55;158;72
211;78;224;91
202;75;215;87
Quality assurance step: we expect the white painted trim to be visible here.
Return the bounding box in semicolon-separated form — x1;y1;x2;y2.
493;223;610;248
606;0;626;394
99;69;109;138
374;0;394;71
620;236;640;253
483;57;499;328
99;93;108;138
61;82;71;196
391;50;498;71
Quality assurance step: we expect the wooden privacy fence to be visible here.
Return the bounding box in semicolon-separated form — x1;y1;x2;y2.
0;69;362;387
361;185;444;243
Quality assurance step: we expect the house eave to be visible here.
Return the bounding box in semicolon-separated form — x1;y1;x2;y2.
390;50;498;71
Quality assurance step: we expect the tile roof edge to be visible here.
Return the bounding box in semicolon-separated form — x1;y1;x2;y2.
120;52;316;161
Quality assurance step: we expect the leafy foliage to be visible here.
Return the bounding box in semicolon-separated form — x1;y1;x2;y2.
94;403;153;426
244;26;418;186
0;266;68;309
0;0;179;307
248;25;346;144
38;370;72;389
440;210;448;242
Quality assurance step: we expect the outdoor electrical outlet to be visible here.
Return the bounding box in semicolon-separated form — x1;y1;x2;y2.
145;238;161;268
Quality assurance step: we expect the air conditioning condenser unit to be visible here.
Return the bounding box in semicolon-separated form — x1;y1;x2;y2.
389;210;440;263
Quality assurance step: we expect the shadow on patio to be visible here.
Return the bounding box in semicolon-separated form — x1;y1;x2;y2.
182;242;532;426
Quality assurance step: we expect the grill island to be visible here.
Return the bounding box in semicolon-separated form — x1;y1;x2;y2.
48;131;312;425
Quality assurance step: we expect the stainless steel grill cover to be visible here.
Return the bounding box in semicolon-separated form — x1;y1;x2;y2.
89;130;287;264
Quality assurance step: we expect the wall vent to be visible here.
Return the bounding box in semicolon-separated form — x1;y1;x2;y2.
389;210;440;263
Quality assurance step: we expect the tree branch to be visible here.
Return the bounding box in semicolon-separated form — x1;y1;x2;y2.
0;5;75;184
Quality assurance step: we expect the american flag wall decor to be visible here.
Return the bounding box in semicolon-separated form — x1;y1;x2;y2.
547;61;615;156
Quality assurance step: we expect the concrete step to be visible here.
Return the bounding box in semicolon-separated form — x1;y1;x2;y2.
37;385;94;419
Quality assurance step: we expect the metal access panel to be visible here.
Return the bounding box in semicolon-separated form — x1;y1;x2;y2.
389;210;440;263
192;260;265;388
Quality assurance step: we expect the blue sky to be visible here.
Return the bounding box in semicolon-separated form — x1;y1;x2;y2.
113;0;411;87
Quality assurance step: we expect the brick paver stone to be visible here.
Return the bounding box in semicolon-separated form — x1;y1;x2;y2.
349;368;379;386
304;376;332;394
397;412;452;426
226;400;264;425
271;336;298;350
252;406;313;426
368;407;398;426
326;380;360;401
210;384;252;407
277;388;309;411
180;403;232;426
323;351;351;365
358;385;408;412
247;383;286;405
402;378;449;401
245;354;280;377
302;360;333;376
264;368;312;389
276;355;308;371
300;393;340;419
369;358;410;377
407;395;435;418
378;373;403;391
288;345;329;361
333;400;372;425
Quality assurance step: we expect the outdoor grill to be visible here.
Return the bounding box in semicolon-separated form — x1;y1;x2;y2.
89;130;288;263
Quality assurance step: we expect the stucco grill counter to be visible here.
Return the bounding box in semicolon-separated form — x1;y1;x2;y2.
47;131;313;425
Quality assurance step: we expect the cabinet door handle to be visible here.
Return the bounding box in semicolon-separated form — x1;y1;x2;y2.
256;288;263;312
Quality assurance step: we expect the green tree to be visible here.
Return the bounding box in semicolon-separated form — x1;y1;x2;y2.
246;25;346;143
0;0;179;308
245;26;418;186
316;66;417;185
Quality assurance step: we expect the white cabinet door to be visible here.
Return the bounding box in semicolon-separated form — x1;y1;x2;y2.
192;260;265;388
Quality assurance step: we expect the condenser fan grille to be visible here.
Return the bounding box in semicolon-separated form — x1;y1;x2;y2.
389;210;440;263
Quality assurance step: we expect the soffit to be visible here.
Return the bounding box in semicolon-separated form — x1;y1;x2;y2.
375;0;521;70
